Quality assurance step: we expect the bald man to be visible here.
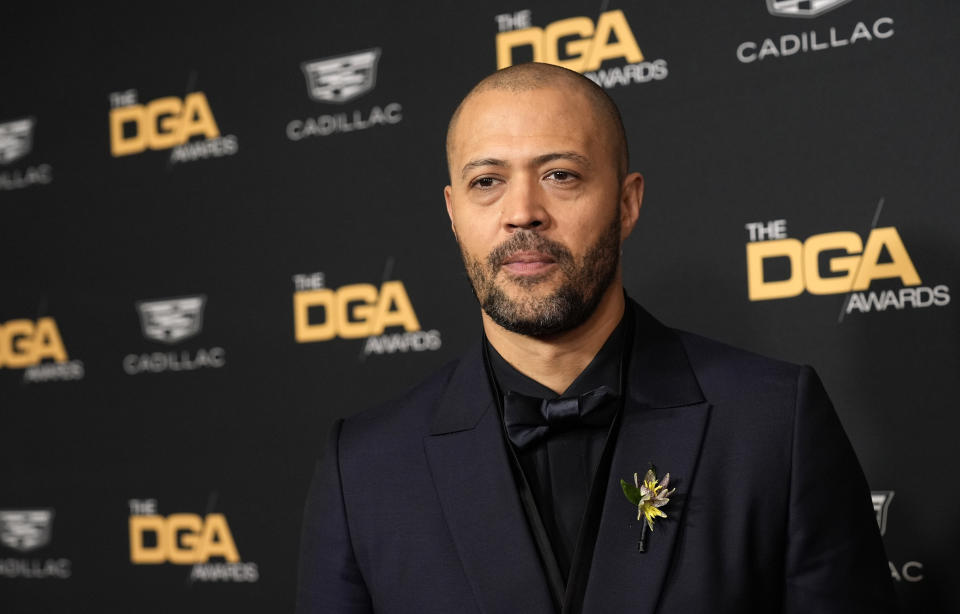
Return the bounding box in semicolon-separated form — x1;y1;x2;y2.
296;63;896;614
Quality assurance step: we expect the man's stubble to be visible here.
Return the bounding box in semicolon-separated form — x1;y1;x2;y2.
456;210;622;338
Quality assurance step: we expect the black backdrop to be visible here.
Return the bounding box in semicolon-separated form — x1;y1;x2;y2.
2;1;957;612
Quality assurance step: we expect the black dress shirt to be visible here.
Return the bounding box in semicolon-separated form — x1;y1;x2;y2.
487;314;626;581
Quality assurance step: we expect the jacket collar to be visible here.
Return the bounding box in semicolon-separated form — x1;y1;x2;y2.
428;334;493;436
625;299;705;409
429;297;704;436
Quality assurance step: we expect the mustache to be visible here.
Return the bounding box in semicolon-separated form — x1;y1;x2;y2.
486;230;574;269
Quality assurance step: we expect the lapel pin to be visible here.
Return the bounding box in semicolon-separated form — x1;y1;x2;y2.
620;468;676;552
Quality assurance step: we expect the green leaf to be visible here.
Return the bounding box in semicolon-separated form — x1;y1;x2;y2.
620;479;643;506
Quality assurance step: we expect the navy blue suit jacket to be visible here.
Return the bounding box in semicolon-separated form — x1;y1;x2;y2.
296;303;896;613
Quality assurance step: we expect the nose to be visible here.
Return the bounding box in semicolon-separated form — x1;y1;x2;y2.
501;176;549;232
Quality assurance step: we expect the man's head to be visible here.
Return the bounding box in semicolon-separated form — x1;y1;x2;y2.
446;63;630;181
443;62;643;338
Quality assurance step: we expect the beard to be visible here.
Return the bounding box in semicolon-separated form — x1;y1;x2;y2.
457;211;622;337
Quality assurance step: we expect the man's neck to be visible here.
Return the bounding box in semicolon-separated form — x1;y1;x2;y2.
482;283;626;395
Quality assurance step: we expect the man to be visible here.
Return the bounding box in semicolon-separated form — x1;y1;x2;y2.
296;63;896;613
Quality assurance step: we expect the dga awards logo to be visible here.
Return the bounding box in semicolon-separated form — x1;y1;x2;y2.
0;117;53;191
738;0;893;63
871;490;925;583
108;89;238;163
292;271;441;356
0;509;72;579
493;9;667;89
744;217;950;316
0;317;84;383
123;295;226;374
128;498;258;583
287;48;402;141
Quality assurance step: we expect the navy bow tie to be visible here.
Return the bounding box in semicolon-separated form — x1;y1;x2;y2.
503;386;619;450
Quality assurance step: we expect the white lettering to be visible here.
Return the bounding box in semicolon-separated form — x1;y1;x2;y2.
287;103;403;141
0;558;71;579
584;59;667;89
737;18;895;64
169;135;239;163
22;360;84;383
189;562;259;583
123;347;226;375
0;164;54;191
745;220;787;241
846;286;951;314
363;330;442;355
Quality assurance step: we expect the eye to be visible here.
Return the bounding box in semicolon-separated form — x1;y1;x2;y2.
545;169;578;183
470;176;499;189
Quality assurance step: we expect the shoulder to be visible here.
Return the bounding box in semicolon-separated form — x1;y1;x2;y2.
669;330;834;482
674;328;808;407
338;357;459;449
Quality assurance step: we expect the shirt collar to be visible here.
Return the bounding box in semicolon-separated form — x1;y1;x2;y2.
487;312;627;400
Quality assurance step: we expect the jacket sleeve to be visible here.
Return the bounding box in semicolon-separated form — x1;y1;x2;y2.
296;418;374;614
783;366;898;613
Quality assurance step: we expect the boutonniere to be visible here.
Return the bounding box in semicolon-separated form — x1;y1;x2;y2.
620;468;675;552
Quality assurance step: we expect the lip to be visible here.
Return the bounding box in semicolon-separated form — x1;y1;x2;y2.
500;251;557;275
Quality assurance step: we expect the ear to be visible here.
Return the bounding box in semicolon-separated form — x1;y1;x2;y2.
443;185;458;236
618;172;644;241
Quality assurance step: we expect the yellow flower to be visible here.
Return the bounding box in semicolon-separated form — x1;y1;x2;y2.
634;469;675;531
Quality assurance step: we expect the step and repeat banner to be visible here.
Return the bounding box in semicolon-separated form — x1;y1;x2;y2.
2;2;957;612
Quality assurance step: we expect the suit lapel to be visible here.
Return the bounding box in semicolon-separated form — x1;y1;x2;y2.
581;303;712;614
424;341;556;614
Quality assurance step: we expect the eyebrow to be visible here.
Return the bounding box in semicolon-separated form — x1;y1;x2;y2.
460;151;590;180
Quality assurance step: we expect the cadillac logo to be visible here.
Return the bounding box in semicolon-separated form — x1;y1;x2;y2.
0;117;35;165
136;295;206;344
766;0;853;18
871;491;894;536
0;509;54;552
301;48;381;104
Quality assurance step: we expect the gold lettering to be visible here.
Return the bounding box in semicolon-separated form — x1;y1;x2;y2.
108;92;219;157
294;289;336;342
496;27;544;69
583;10;644;71
179;92;220;141
803;231;863;295
129;515;166;564
336;283;379;339
129;513;240;564
294;282;421;341
497;10;643;73
32;317;68;363
1;319;35;368
853;227;921;290
145;97;184;150
544;17;594;71
166;514;203;564
373;281;421;334
746;238;804;301
0;318;67;368
109;105;146;157
198;513;240;563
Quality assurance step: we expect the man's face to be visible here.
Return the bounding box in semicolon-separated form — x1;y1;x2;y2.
444;86;635;337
